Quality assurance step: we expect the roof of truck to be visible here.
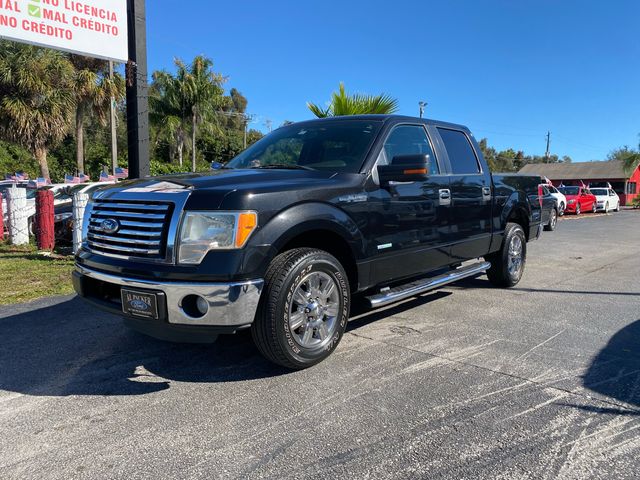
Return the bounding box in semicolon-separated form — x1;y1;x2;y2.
292;115;471;133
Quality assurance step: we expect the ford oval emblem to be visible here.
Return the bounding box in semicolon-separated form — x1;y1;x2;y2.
101;218;119;234
130;299;149;311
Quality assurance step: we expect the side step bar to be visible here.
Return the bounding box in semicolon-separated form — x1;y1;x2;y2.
364;261;491;308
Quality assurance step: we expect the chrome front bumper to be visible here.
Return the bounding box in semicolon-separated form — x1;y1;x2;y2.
73;264;263;328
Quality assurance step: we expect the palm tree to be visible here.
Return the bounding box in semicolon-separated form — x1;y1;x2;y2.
307;82;399;118
0;42;76;179
69;55;125;175
150;56;225;171
150;69;188;167
180;56;225;172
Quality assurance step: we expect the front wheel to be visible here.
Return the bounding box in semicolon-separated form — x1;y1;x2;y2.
559;202;565;216
252;248;350;369
485;222;527;288
575;204;581;215
592;202;597;213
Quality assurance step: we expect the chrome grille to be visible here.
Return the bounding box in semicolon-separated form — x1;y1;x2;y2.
87;200;173;259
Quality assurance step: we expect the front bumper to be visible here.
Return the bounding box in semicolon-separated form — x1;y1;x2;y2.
73;264;263;340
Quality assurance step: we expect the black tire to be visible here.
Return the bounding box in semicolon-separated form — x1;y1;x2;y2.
251;248;350;369
544;208;558;231
485;222;527;288
615;203;620;212
604;202;609;213
592;202;597;213
575;203;581;215
559;202;565;216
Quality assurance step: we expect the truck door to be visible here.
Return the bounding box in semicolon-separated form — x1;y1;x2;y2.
367;124;451;284
435;127;493;261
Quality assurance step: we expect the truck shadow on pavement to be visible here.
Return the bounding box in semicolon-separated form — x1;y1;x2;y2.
0;292;451;397
570;319;640;415
0;296;288;397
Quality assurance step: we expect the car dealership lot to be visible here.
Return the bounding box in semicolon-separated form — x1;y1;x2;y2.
1;211;638;479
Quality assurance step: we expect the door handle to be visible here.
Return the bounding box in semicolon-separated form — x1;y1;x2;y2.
482;186;491;197
439;189;451;206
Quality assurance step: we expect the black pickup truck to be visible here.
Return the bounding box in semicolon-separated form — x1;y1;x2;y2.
73;115;544;369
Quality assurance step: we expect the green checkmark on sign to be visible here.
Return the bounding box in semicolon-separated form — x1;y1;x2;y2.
28;4;41;17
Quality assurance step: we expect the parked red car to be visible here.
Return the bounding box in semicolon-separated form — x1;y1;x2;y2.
558;186;597;215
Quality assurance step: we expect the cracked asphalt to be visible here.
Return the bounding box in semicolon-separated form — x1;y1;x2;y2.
1;210;639;479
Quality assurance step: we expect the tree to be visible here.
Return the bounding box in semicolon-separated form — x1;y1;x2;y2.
70;55;125;175
150;56;225;171
0;41;75;179
307;82;398;117
182;56;226;171
607;141;640;176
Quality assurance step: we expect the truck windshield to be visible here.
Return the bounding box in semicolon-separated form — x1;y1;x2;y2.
559;187;580;195
225;120;382;173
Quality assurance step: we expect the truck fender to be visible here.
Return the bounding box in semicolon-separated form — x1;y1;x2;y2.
249;202;365;260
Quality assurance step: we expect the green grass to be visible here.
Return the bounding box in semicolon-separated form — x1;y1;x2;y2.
0;242;75;305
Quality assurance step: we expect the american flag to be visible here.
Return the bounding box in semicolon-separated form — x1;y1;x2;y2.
114;167;129;179
28;177;50;188
5;172;29;181
65;174;80;184
99;171;116;182
78;173;91;183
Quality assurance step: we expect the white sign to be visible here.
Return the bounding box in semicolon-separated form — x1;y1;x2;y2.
0;0;127;61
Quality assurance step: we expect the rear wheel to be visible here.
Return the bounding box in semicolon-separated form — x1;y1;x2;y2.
615;202;620;212
544;208;558;231
485;222;527;288
252;248;350;369
605;202;610;213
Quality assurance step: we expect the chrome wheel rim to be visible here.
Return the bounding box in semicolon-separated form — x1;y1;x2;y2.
507;235;524;278
550;210;557;228
288;271;340;349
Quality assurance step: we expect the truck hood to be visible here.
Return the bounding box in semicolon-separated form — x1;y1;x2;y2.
95;169;348;210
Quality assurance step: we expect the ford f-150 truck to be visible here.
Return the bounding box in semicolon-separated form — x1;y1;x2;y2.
73;115;544;369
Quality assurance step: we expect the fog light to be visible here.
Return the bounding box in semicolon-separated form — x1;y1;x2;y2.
181;294;209;318
196;296;209;315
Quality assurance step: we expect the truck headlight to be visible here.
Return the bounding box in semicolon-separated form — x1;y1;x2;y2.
178;211;258;264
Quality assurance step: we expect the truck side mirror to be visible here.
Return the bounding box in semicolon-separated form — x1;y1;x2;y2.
378;154;430;184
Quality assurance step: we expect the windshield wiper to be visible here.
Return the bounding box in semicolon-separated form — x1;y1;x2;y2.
252;164;316;171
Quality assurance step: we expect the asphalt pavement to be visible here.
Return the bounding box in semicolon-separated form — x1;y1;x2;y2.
1;210;639;479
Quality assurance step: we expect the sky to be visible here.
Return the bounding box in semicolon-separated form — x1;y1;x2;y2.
146;0;640;162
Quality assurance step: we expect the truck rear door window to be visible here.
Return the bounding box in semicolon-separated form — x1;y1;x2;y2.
437;128;481;175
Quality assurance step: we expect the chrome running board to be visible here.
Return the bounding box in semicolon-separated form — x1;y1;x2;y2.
365;261;491;308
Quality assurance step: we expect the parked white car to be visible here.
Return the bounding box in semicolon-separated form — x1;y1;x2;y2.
546;184;567;215
590;187;620;212
1;183;93;233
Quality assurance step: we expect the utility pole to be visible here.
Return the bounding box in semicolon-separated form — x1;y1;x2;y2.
109;61;118;175
125;0;150;179
544;131;551;163
419;101;427;118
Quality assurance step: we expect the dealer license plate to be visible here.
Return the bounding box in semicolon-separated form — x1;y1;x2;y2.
121;288;159;319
